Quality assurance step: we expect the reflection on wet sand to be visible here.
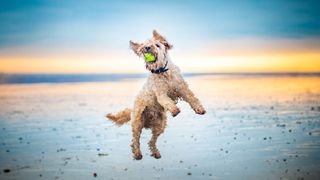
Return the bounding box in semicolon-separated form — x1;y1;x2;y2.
0;75;319;180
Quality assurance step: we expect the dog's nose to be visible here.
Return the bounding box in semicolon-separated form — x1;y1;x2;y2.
145;46;151;52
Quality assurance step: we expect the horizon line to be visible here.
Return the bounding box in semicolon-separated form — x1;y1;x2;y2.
1;72;320;75
1;72;319;84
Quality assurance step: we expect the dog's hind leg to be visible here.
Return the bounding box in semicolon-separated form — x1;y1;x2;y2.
149;113;167;159
131;103;145;160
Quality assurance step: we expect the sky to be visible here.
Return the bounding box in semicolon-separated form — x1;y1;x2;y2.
0;0;320;74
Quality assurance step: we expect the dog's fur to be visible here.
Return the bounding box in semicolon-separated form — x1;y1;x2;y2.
106;30;206;160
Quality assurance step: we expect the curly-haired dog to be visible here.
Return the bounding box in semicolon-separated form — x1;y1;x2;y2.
106;30;206;160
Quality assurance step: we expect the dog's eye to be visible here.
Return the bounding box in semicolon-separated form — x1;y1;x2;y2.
156;44;160;48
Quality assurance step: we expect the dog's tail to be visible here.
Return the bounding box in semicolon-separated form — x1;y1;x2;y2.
106;108;132;126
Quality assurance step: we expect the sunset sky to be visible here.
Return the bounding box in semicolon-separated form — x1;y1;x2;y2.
0;0;319;74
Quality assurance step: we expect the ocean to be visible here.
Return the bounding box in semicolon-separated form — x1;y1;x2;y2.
0;72;319;84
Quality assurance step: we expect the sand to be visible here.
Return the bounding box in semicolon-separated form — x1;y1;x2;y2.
0;75;320;179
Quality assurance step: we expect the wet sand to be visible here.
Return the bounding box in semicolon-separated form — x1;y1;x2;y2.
0;75;320;179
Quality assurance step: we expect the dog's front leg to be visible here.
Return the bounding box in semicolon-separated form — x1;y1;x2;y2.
181;85;206;115
156;93;180;117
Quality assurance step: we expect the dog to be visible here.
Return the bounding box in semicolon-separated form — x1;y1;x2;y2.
106;30;206;160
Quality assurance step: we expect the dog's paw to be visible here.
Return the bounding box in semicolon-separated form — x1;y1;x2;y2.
133;153;143;160
195;106;206;115
171;107;181;117
151;152;161;159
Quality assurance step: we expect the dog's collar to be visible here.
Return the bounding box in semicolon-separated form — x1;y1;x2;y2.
151;60;169;74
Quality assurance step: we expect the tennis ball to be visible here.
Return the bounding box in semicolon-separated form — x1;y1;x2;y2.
144;53;156;62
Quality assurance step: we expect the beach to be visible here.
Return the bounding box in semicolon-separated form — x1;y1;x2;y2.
0;74;320;180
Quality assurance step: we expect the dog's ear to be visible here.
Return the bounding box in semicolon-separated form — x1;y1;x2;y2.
129;40;142;56
153;30;173;50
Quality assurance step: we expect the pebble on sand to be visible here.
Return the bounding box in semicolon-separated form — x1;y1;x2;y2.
277;124;286;128
3;169;11;173
98;153;108;156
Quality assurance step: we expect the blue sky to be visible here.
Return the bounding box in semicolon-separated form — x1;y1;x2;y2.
0;0;320;73
1;0;319;47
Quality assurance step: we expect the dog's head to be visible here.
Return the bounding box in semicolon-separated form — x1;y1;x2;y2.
130;30;173;72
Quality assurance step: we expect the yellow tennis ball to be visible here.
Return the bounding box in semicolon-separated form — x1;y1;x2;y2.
144;53;155;62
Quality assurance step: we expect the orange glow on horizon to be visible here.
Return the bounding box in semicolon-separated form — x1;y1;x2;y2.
0;50;320;74
176;52;320;73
